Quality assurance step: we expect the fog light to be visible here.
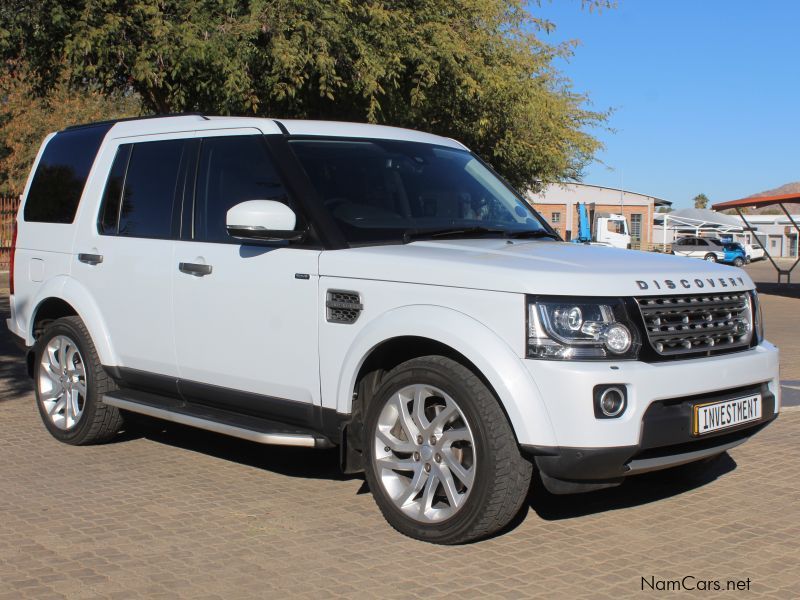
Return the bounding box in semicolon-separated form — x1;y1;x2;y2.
593;385;627;419
603;323;632;354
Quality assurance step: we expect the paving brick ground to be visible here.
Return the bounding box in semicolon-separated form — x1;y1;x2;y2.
1;276;799;598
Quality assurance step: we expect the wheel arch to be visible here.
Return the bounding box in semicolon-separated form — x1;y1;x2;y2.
332;305;558;448
26;276;119;367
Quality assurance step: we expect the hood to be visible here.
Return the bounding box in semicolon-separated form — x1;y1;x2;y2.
319;239;755;297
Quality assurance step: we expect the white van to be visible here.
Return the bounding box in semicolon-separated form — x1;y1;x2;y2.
7;115;780;543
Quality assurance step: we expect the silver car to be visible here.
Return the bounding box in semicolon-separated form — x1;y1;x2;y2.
672;236;726;262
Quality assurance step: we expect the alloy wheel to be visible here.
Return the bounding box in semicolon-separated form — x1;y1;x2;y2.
37;335;87;430
373;384;476;523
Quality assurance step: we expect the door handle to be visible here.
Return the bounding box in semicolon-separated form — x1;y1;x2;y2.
78;253;103;265
179;262;212;276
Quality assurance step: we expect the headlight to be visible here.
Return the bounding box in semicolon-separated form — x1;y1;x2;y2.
751;290;764;343
527;296;640;360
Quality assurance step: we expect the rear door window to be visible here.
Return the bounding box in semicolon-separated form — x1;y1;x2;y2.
98;139;186;238
97;145;131;235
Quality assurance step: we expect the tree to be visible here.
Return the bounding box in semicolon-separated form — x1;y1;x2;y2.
0;69;139;195
693;193;709;209
1;1;611;193
657;205;673;213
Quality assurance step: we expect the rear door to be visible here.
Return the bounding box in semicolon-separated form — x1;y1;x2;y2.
673;238;694;257
72;134;193;382
171;131;322;422
692;238;711;259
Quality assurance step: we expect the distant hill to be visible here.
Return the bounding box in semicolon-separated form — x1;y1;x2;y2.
749;181;800;198
725;182;800;214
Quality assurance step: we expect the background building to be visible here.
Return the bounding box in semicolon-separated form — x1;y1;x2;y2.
527;183;672;248
728;214;799;258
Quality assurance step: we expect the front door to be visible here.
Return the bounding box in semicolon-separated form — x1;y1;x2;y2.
172;133;321;423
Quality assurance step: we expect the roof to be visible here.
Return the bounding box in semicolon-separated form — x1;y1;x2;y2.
711;192;800;210
63;114;467;150
654;208;743;232
530;182;672;206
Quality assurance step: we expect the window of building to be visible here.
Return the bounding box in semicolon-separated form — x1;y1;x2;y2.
630;213;642;240
551;212;561;224
194;136;290;243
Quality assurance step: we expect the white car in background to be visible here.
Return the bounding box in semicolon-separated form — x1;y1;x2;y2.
741;242;765;262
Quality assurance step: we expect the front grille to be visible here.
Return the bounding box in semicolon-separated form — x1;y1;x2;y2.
636;292;752;356
326;290;363;324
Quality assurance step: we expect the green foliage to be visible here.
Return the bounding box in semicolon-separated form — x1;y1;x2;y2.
1;0;610;192
0;71;140;195
693;193;710;209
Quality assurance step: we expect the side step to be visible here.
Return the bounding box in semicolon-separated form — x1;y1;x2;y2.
103;391;333;449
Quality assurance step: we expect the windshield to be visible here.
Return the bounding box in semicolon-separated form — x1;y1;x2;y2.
288;139;553;244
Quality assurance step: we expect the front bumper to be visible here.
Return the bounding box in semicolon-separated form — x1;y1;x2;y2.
520;342;780;492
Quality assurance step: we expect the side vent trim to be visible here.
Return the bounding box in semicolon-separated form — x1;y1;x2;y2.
326;290;363;324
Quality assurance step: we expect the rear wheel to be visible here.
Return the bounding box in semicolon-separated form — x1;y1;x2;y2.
704;253;717;262
363;356;532;544
733;257;745;267
34;316;124;445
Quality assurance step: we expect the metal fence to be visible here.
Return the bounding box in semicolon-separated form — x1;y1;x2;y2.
1;196;21;271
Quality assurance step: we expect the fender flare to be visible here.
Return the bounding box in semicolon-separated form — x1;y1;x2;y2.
26;275;119;366
334;304;558;447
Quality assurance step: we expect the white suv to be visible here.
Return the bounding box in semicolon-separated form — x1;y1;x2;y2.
7;115;780;543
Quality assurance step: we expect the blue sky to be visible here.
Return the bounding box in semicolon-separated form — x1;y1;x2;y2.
532;0;800;208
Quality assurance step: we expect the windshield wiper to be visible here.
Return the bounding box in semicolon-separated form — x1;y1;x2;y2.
402;226;509;243
504;230;561;240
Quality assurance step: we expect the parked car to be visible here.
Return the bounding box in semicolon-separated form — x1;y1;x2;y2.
672;236;746;267
722;242;747;267
741;242;766;262
7;116;780;544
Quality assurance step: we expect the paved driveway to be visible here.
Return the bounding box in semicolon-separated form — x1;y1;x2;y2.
1;289;798;599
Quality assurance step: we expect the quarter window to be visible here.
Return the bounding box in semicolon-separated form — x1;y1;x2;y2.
194;136;290;243
24;124;112;223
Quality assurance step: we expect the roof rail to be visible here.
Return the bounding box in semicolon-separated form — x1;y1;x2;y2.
62;112;211;131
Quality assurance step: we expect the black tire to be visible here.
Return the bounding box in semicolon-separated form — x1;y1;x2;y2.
733;257;744;267
704;253;717;262
745;256;752;264
363;356;532;544
34;316;124;445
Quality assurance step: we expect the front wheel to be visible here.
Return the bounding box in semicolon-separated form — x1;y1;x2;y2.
704;253;718;262
363;356;532;544
733;257;745;267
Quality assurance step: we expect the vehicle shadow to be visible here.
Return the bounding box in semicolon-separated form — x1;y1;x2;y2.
755;282;800;299
0;295;34;402
527;453;737;521
120;415;360;483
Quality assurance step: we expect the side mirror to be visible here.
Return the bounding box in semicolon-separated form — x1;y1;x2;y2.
226;200;305;242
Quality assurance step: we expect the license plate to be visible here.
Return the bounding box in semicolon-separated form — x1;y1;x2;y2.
693;394;762;435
